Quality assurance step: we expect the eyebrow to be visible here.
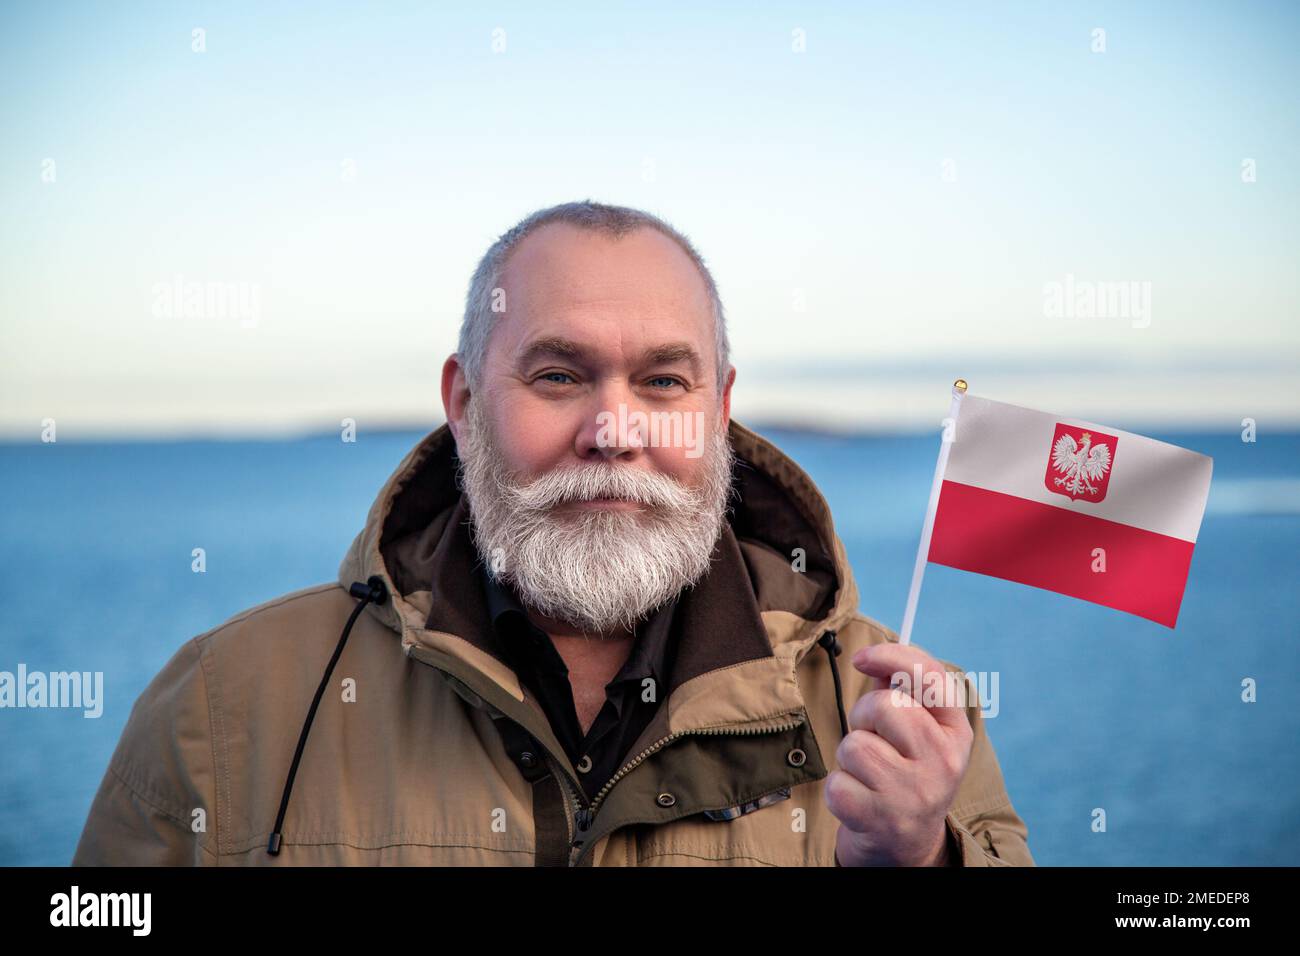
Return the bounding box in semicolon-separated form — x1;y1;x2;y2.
516;337;704;375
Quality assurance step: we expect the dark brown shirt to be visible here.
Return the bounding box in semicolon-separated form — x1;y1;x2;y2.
479;565;679;802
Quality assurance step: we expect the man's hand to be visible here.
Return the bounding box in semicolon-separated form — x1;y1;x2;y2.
824;643;974;866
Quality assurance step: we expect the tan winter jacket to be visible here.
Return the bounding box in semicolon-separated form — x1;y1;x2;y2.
72;420;1034;866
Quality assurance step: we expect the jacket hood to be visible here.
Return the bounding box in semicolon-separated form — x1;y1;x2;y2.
339;419;860;659
335;418;863;717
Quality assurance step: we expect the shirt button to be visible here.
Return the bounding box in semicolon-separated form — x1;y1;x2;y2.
518;751;538;770
656;792;676;808
787;748;807;767
576;755;593;773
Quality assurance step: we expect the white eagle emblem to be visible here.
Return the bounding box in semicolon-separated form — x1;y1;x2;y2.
1050;430;1113;501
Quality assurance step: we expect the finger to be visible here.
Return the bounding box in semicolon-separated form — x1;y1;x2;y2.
851;643;969;731
835;727;906;792
850;642;940;693
847;687;932;759
823;765;882;834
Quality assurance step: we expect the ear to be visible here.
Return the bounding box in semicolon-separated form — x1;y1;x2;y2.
441;355;471;443
720;364;736;426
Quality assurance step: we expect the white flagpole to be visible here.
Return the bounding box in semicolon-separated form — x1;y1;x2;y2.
898;379;967;646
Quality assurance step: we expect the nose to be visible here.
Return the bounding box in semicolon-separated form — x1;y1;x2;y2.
574;381;648;463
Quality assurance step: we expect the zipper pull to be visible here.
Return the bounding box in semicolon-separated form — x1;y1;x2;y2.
573;805;593;846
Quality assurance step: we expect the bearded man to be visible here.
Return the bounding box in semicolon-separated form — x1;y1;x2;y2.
73;200;1034;867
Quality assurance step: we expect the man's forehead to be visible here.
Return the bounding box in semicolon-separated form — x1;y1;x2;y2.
491;223;716;363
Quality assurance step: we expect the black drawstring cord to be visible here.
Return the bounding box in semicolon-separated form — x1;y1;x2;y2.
818;629;849;740
266;575;389;856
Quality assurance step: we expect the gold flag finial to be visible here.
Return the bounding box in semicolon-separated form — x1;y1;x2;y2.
953;379;968;393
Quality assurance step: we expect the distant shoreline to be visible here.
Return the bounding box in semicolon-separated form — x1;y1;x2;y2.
0;420;1290;446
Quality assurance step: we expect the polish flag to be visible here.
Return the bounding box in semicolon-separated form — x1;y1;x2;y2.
910;388;1213;631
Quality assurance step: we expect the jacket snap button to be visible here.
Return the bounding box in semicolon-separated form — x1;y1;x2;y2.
518;751;537;769
656;792;676;808
576;755;593;773
787;748;807;767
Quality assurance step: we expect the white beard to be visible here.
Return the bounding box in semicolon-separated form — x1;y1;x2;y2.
455;397;735;635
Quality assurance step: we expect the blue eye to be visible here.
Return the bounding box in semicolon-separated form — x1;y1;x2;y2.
649;376;681;389
539;371;574;384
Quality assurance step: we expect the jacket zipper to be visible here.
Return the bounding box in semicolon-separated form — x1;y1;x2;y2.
566;714;806;867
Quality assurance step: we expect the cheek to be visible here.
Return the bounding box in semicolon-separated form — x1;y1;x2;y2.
490;398;579;474
642;405;724;477
645;444;700;483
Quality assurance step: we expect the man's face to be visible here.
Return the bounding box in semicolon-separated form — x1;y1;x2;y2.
443;222;737;634
456;221;732;486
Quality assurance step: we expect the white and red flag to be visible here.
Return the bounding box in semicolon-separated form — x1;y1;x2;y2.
900;383;1213;638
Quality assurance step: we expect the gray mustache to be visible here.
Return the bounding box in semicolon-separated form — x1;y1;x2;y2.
509;465;694;511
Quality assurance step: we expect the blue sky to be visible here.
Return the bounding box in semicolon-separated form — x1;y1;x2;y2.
1;1;1297;435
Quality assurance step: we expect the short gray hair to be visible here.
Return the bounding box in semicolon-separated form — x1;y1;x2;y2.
457;199;729;392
